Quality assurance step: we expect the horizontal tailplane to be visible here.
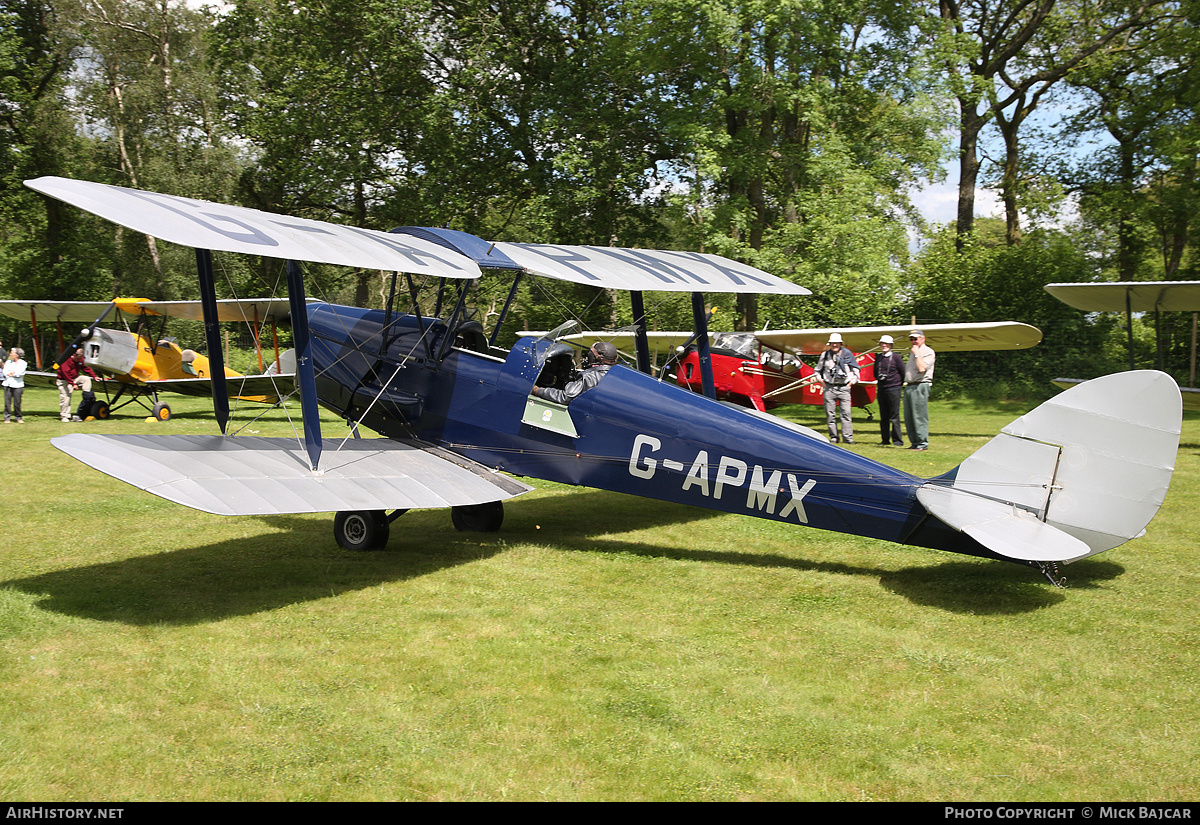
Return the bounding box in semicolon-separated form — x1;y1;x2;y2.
917;371;1181;563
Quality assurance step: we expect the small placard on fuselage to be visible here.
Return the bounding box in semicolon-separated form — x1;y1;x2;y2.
523;395;578;438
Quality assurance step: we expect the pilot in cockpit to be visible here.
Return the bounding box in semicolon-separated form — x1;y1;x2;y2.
531;341;619;405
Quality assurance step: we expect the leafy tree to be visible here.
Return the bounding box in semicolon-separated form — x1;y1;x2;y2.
210;0;441;305
1060;2;1199;281
933;0;1177;246
0;0;104;300
633;0;949;330
910;223;1119;396
412;0;677;248
68;0;243;298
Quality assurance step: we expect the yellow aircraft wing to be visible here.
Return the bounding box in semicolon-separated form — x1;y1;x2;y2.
133;299;296;324
16;371;63;390
0;298;295;325
124;374;294;399
539;322;1043;358
18;364;292;403
0;300;120;324
757;322;1043;355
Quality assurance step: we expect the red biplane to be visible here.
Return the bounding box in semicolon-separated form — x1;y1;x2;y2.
556;323;1043;413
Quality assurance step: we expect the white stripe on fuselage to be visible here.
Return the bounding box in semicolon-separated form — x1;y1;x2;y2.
627;434;816;523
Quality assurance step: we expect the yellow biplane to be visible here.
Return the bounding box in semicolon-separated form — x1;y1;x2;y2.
0;297;294;420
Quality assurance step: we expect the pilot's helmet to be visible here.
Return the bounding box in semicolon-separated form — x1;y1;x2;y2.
591;341;619;365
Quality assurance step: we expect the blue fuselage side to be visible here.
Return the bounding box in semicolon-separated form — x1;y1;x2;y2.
307;303;996;559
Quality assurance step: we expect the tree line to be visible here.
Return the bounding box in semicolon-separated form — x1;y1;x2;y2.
2;0;1197;396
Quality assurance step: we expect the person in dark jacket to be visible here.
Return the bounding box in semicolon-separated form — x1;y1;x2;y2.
55;349;100;422
873;335;905;447
532;341;619;404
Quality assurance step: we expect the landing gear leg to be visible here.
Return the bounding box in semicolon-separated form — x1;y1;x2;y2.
1034;561;1066;588
334;510;391;551
450;501;504;532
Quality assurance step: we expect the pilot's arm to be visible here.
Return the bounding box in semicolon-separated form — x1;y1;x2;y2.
533;365;610;405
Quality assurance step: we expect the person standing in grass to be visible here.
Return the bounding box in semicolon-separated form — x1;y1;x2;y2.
3;347;27;423
815;332;860;444
874;335;905;447
903;330;935;451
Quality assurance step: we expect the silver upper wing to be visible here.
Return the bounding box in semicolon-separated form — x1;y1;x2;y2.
26;177;482;278
494;243;810;295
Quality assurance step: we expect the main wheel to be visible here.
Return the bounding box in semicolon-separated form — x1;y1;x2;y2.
450;501;504;532
92;401;111;420
151;401;171;421
334;510;390;551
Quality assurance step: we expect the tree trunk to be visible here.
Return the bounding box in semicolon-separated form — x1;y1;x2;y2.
955;103;985;247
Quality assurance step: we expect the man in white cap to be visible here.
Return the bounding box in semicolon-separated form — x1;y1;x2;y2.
903;329;935;451
814;332;860;443
874;334;905;447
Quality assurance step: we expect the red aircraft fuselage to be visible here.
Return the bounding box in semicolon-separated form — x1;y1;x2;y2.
675;333;877;412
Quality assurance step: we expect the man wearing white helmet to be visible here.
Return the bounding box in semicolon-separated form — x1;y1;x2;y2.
874;334;905;447
814;332;860;444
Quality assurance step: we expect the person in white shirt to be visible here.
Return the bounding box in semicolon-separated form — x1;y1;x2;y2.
3;348;28;424
903;330;935;451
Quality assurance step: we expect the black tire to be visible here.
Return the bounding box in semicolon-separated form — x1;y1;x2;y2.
151;401;171;421
92;401;111;420
334;510;390;551
450;501;504;532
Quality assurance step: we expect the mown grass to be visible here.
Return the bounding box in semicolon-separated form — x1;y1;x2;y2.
1;386;1197;800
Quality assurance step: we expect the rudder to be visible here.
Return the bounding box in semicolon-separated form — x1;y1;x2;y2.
918;371;1181;563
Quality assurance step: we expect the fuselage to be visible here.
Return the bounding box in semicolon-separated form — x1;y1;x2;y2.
676;345;877;412
81;328;274;402
84;328;239;383
307;303;998;560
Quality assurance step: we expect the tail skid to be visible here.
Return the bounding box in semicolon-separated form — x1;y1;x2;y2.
918;371;1181;565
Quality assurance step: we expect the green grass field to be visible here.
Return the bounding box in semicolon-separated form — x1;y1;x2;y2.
1;386;1196;801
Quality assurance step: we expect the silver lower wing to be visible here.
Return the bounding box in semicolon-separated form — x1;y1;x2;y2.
53;433;531;516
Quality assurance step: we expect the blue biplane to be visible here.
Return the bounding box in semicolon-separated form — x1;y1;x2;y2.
27;177;1182;586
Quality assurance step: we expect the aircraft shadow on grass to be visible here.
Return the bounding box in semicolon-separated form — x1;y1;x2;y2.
3;490;712;625
4;488;1120;625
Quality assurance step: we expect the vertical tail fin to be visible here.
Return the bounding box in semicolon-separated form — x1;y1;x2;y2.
918;371;1181;563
